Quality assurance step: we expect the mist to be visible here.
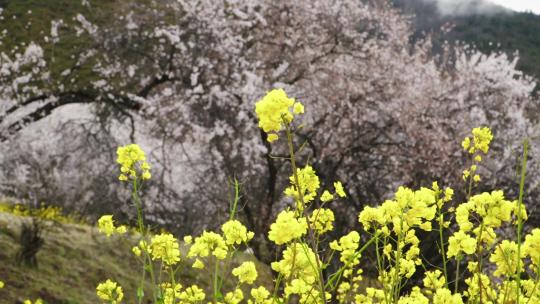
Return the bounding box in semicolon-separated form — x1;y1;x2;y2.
420;0;510;16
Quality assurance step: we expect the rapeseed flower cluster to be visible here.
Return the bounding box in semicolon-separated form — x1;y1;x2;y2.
255;89;304;143
187;231;228;260
96;279;124;304
268;210;307;245
284;165;321;207
149;233;181;265
462;127;492;183
309;208;335;234
116;144;151;181
87;90;540;304
97;215;127;236
524;229;540;271
232;261;258;284
221;220;254;245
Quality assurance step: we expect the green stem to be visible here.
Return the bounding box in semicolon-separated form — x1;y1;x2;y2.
284;124;327;303
438;213;449;289
454;256;461;294
325;233;379;291
516;139;529;303
132;177;158;304
229;178;240;221
476;222;486;304
213;256;220;303
392;214;405;303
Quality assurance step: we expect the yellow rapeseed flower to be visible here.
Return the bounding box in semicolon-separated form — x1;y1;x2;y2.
320;190;334;202
232;261;258;284
254;89;304;143
489;240;524;277
272;243;320;283
524;229;540;270
221;220;254;245
463;127;493;154
187;231;228;260
96;279;124;304
149;233;181;265
97;215;126;237
179;285;205;303
116;144;151;181
268;210;307;245
250;286;270;303
447;231;476;258
255;89;295;133
309;208;335;234
284;165;320;207
334;181;346;198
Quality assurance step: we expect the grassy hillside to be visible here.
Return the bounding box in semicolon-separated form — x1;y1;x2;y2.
0;212;273;304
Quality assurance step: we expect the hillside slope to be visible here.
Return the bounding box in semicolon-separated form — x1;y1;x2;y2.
393;0;540;83
0;212;272;303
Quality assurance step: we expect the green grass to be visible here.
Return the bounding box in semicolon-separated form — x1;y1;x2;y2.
0;212;273;303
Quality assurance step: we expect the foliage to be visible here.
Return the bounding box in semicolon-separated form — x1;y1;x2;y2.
16;219;44;267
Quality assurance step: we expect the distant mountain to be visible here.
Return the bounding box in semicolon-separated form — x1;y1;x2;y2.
392;0;540;83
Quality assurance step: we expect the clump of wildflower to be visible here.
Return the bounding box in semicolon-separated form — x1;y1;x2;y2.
192;258;205;269
232;261;258;284
455;191;514;234
284;165;321;207
447;230;476;258
309;208;335;234
433;289;463;304
461;127;493;182
224;289;244;304
221;220;254;245
524;228;540;271
132;246;141;257
320;190;334;202
0;280;3;288
272;243;320;283
149;233;181;265
396;286;429;303
358;206;385;231
162;283;182;304
188;231;228;260
359;186;436;234
489;240;524;277
254;89;304;143
250;286;271;303
96;279;124;304
464;273;497;302
268;210;307;245
423;270;446;291
462;127;493;154
23;300;43;304
284;278;330;303
179;285;206;303
334;181;346;198
116;144;151;181
97;215;126;237
330;231;361;266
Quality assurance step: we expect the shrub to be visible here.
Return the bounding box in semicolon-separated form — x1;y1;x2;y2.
16;219;44;268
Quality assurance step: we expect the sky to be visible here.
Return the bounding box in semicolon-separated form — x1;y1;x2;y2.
490;0;540;13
